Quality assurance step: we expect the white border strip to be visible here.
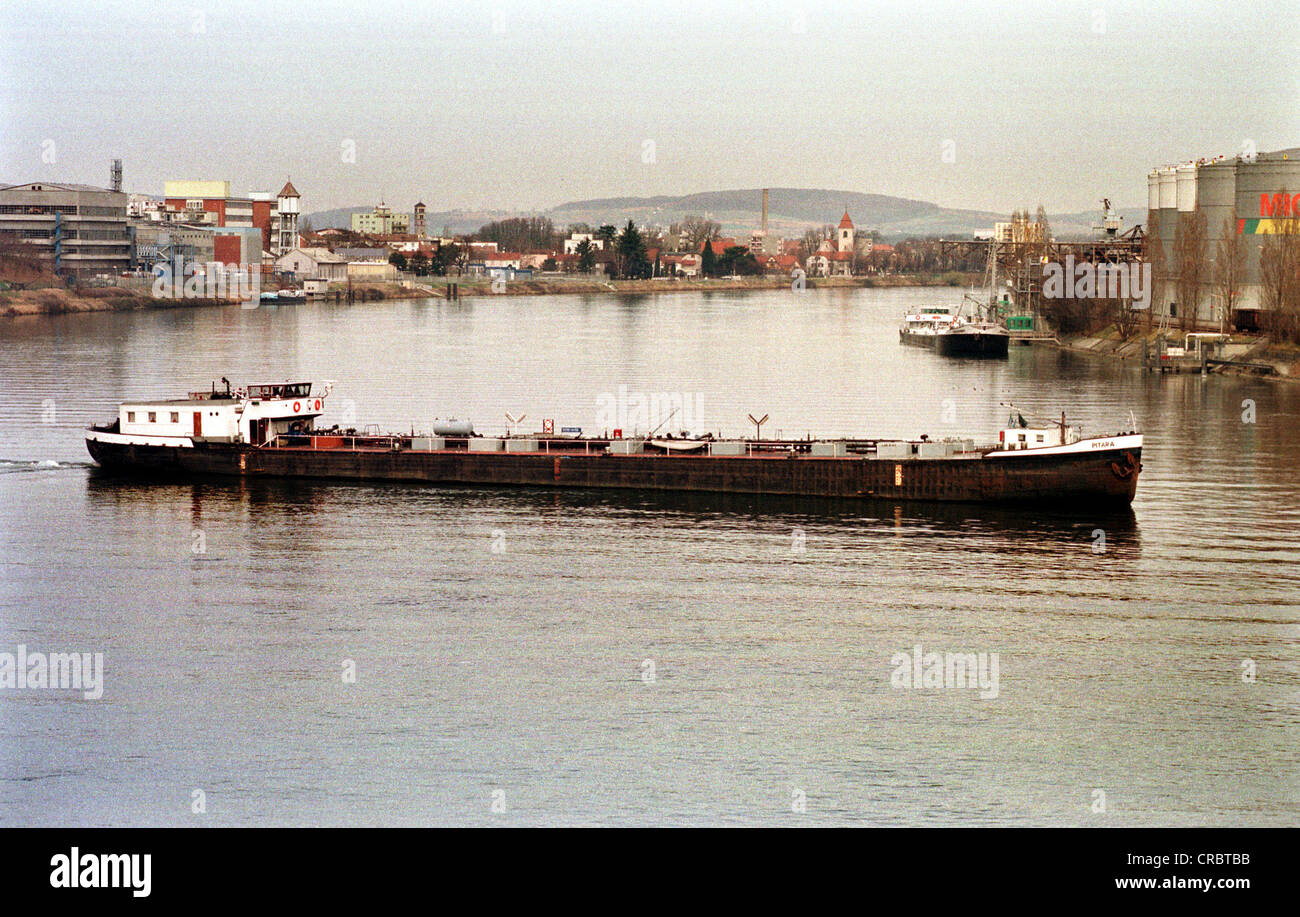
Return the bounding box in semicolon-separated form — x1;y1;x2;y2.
985;434;1143;459
86;431;195;449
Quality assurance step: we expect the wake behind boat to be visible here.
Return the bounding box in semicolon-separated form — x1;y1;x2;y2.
85;379;1144;506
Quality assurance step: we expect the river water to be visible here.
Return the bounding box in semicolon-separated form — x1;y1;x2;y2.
0;287;1296;826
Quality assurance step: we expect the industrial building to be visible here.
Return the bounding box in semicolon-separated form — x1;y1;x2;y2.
0;180;130;279
129;222;263;274
130;222;216;269
1147;146;1300;329
161;179;301;257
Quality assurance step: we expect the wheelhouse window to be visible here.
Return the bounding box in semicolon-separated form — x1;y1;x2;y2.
247;382;311;399
127;411;135;423
148;412;157;423
170;412;179;423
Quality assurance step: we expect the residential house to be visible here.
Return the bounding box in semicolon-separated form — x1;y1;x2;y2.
275;247;348;282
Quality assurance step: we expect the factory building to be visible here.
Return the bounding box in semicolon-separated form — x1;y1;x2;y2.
162;179;301;257
1147;146;1300;329
130;222;217;270
0;181;130;279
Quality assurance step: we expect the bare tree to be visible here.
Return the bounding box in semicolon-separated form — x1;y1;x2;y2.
1213;212;1245;333
1260;198;1300;344
1112;291;1141;340
1143;216;1164;332
798;225;833;265
1034;205;1052;247
641;225;665;252
680;215;721;251
1174;209;1208;332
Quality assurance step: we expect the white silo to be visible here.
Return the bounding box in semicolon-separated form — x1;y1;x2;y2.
1158;167;1178;210
1176;163;1198;212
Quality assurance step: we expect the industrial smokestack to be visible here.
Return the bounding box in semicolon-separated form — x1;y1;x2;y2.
761;188;769;233
110;158;122;193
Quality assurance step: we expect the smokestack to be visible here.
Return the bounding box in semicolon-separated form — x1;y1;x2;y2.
110;158;122;193
761;188;769;233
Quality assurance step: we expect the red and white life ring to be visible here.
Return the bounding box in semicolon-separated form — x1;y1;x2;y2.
292;401;301;412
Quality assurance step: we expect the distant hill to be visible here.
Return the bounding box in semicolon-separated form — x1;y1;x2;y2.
547;188;1004;239
305;189;1144;241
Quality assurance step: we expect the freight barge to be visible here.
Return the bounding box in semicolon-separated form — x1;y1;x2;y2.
85;380;1144;506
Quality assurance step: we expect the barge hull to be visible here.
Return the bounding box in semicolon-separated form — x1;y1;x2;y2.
86;439;1141;505
935;333;1010;358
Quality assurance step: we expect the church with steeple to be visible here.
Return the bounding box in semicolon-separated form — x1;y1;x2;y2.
805;210;856;277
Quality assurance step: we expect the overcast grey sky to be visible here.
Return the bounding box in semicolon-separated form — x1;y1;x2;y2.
2;0;1297;216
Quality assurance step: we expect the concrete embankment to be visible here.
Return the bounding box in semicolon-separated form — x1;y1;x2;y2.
1050;326;1300;381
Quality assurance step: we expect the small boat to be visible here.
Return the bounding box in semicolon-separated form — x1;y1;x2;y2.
935;319;1010;358
935;243;1012;358
899;308;957;347
649;438;710;452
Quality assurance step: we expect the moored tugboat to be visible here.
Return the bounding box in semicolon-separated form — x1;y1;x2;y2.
899;308;957;348
935;318;1011;357
86;380;1143;506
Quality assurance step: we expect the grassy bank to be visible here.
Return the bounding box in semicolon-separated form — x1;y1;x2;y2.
1;271;977;317
0;286;237;318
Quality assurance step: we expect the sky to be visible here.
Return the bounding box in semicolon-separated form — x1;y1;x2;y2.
2;0;1297;218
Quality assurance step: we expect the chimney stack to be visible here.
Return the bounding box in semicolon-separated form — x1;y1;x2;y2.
761;188;769;233
110;158;122;193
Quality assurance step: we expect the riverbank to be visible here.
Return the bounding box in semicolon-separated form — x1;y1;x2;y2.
0;287;236;317
1051;326;1300;381
1;272;977;317
398;272;976;301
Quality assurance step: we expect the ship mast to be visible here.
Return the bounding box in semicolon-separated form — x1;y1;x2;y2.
988;237;998;322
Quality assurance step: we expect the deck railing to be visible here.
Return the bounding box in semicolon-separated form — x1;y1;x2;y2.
265;433;980;458
269;433;407;451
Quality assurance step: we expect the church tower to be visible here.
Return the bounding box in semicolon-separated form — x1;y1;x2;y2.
837;210;855;253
